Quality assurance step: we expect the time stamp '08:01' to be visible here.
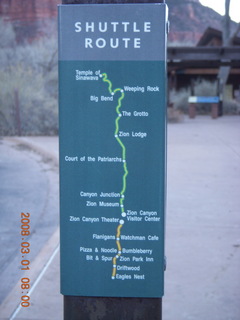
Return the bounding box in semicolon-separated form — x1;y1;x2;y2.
20;212;31;307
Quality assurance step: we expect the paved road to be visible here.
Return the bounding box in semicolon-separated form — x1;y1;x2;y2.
0;138;59;304
164;116;240;320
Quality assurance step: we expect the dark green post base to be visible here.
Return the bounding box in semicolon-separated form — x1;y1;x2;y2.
64;296;162;320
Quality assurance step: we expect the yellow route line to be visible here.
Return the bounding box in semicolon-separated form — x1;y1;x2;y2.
116;223;123;238
101;73;128;280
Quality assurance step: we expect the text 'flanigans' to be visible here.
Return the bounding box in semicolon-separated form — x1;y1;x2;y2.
74;21;152;49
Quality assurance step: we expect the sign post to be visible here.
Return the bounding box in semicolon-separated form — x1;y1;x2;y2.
59;1;167;318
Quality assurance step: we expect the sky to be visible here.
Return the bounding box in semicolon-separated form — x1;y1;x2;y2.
199;0;240;22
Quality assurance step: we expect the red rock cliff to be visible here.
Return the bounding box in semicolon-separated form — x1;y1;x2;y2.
0;0;60;41
0;0;235;45
0;0;59;21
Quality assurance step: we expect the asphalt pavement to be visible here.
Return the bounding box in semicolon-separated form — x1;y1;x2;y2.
0;139;50;302
0;115;239;320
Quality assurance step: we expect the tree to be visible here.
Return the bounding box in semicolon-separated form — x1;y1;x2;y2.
218;0;240;116
223;0;230;45
223;0;240;45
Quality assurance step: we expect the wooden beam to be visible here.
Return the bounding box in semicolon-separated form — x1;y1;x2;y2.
173;68;240;75
168;46;240;63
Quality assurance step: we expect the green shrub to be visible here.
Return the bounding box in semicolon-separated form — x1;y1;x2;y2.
169;79;239;115
223;99;240;114
169;87;190;113
0;19;58;136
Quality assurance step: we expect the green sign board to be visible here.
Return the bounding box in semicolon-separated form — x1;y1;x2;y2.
58;3;167;298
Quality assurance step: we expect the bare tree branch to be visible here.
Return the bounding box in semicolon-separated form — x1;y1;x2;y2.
223;0;231;45
229;22;240;45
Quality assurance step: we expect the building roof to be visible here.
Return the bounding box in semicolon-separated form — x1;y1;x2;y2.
197;27;240;46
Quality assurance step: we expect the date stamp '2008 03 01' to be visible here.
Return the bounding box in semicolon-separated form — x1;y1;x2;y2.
20;212;31;307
